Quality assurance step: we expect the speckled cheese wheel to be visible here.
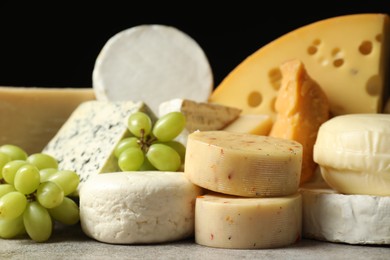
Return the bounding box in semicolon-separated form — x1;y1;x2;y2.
184;131;303;197
79;171;203;244
195;192;302;249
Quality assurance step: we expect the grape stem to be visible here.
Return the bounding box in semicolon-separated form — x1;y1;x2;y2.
137;129;157;152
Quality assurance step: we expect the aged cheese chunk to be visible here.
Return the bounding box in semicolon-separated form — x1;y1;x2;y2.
300;187;390;244
209;13;390;117
43;100;155;194
93;24;213;115
269;59;329;185
184;131;303;197
313;113;390;196
79;171;203;244
0;86;95;154
195;192;302;249
222;114;273;135
159;98;241;145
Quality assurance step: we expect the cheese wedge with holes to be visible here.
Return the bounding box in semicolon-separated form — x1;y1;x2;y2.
184;131;303;197
93;24;213;115
209;13;390;118
222;114;273;135
159;98;241;145
300;187;390;244
269;59;329;185
195;192;302;249
0;86;95;154
313;113;390;196
43;100;155;195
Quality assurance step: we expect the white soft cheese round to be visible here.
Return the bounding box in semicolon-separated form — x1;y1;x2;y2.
313;113;390;195
79;171;203;244
92;24;213;115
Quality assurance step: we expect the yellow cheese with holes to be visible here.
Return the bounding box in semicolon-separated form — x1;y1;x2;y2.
222;114;273;135
209;13;390;118
195;192;302;249
184;131;302;197
0;86;96;154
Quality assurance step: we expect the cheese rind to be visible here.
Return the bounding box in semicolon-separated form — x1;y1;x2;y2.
313;113;390;195
301;187;390;244
79;171;203;244
93;24;213;115
184;131;302;197
195;193;302;249
0;86;95;154
43;100;155;194
209;13;390;118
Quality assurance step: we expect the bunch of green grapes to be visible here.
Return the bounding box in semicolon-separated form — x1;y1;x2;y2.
115;111;187;172
0;144;80;242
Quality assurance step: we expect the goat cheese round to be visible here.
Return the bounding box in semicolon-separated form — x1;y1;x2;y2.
313;113;390;196
79;171;203;244
92;24;213;115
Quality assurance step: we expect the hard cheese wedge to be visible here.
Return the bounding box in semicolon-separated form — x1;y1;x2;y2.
0;86;95;154
195;192;302;249
300;187;390;245
269;59;329;185
222;114;273;135
209;13;390;118
43;100;155;195
184;131;303;197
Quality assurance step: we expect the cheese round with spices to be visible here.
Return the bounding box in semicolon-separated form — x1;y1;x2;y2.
184;131;303;197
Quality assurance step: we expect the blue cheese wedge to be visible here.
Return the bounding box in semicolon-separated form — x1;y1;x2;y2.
43;100;154;195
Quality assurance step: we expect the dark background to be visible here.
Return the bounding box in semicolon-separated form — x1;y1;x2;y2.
0;1;389;89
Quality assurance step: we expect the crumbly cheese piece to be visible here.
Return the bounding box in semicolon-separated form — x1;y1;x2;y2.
195;192;302;249
93;24;213;115
0;86;95;154
313;113;390;196
159;98;241;145
184;131;303;197
269;59;329;185
222;114;273;136
300;187;390;245
79;171;203;244
209;13;390;117
43;100;154;194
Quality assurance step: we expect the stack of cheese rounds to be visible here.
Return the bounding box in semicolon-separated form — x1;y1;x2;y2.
301;113;390;244
184;130;303;249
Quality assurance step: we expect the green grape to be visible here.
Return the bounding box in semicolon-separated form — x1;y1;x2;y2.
14;164;40;195
48;197;79;225
118;147;145;171
114;137;139;158
36;181;64;209
0;184;16;197
152;112;186;142
39;168;58;183
2;160;28;185
0;214;25;239
127;112;152;137
160;141;186;163
48;170;80;196
23;201;52;242
146;143;181;171
0;152;11;179
0;191;27;220
0;144;28;161
27;153;58;170
139;156;157;171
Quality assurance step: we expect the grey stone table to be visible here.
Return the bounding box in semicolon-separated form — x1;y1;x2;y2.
1;223;389;260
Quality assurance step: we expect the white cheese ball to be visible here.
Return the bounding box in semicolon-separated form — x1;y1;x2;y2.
79;171;203;244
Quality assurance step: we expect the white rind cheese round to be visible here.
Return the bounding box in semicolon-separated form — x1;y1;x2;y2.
184;131;303;197
92;24;213;115
195;193;302;249
79;171;203;244
313;113;390;195
301;187;390;244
